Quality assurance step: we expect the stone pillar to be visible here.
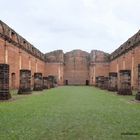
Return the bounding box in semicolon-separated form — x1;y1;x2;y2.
0;64;11;100
43;77;48;89
97;76;104;89
118;70;132;95
136;64;140;100
108;72;118;91
33;73;43;91
18;69;32;94
47;75;57;88
103;77;109;89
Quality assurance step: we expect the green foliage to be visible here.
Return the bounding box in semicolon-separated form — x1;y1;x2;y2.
0;86;140;140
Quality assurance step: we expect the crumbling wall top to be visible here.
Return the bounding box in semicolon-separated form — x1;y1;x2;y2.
45;50;64;63
0;20;45;61
90;50;110;63
110;30;140;60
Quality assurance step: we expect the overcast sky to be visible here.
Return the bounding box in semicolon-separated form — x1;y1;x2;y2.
0;0;140;53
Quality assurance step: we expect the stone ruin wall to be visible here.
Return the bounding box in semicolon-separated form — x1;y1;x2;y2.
64;50;89;85
45;49;110;86
0;20;46;89
45;50;64;85
110;30;140;89
1;20;140;89
89;50;110;85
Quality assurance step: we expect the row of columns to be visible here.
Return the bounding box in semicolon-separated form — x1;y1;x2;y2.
0;64;57;100
91;51;135;88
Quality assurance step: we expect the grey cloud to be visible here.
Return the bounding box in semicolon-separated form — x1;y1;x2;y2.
0;0;139;53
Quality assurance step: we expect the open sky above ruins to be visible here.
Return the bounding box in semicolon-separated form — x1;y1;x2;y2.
0;0;140;53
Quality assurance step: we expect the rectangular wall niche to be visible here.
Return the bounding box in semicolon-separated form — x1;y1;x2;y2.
136;64;140;100
0;64;11;100
33;73;43;91
18;69;32;94
118;70;132;95
108;72;118;91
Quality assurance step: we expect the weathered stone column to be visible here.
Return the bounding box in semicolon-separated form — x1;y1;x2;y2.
33;73;43;91
18;69;32;94
136;64;140;100
108;72;118;91
43;77;48;89
118;70;132;95
0;64;11;100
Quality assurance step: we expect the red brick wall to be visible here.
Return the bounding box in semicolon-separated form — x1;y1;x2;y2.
110;46;140;89
8;43;20;89
89;63;109;85
46;63;64;85
132;45;140;89
64;50;89;85
0;39;46;89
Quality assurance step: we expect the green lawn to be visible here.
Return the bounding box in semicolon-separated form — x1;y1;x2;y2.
0;86;140;140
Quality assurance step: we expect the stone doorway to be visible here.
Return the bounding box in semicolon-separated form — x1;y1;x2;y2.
86;80;89;85
65;80;68;85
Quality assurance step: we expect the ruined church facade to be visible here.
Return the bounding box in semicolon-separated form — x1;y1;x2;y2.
45;49;109;86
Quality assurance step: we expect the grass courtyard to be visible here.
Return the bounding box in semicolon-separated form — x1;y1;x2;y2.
0;86;140;140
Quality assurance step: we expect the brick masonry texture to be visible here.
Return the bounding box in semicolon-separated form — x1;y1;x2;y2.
1;20;140;89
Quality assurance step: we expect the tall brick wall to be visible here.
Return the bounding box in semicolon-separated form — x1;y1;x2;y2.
45;50;64;85
133;46;140;89
45;49;109;86
89;50;110;85
64;50;89;85
45;63;64;85
110;30;140;89
0;20;46;89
